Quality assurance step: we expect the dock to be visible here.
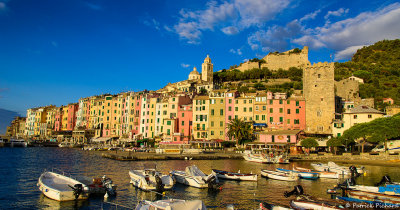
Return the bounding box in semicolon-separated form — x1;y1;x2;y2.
101;152;244;161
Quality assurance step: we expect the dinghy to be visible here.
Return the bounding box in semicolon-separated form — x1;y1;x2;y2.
328;162;364;174
243;153;272;163
294;166;339;179
37;171;89;201
135;199;207;210
129;169;174;192
212;169;257;181
277;168;319;180
260;169;299;182
170;165;218;188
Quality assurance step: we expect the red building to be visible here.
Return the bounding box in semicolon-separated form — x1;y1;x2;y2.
66;103;79;131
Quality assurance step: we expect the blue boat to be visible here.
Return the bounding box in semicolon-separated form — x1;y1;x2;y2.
276;168;319;180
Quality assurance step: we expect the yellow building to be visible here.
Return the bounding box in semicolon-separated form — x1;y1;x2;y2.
89;96;105;137
193;95;210;140
209;90;226;140
234;93;255;122
386;105;400;116
148;97;158;138
332;105;384;137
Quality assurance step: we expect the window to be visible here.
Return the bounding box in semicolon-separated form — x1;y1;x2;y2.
294;119;299;124
270;108;273;113
182;113;184;117
244;117;247;121
211;131;214;135
167;121;171;125
211;109;214;116
262;115;265;120
318;74;321;78
229;99;232;104
287;135;290;143
279;100;283;104
202;124;205;130
228;116;232;120
272;135;275;142
211;121;214;127
220;131;223;136
296;109;299;114
172;98;175;101
220;121;223;127
243;100;246;104
167;129;170;135
235;107;238;111
249;100;252;103
220;99;223;104
256;115;259;120
287;119;290;124
279;108;283;113
269;100;273;104
181;121;184;126
270;117;273;122
220;109;223;115
255;106;259;111
337;133;341;137
368;115;372;118
279;117;283;122
287;109;291;114
197;132;200;138
262;106;266;111
296;101;299;106
249;107;252;112
287;100;290;104
228;106;232;111
354;115;358;119
235;115;238;119
244;107;247;112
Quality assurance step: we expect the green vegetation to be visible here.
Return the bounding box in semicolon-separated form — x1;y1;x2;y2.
335;39;400;107
335;113;400;152
226;118;254;147
300;138;319;148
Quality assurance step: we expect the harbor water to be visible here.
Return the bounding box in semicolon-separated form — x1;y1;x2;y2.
1;147;400;209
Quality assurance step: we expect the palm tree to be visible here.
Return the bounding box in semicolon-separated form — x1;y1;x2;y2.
226;118;253;147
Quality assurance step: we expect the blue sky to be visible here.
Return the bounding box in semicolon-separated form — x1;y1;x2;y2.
0;0;399;116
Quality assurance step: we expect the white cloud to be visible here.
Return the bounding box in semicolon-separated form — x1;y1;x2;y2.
334;45;365;61
169;0;291;44
248;20;302;52
144;18;160;30
229;48;242;55
0;1;8;13
181;63;190;68
300;9;321;22
221;26;239;35
324;8;349;19
85;2;102;11
51;41;58;48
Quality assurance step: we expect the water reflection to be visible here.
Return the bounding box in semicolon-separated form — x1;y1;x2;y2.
2;148;400;209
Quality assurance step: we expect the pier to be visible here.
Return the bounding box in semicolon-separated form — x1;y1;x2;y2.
101;151;244;161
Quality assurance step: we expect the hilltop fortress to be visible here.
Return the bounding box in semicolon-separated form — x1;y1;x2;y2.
236;46;310;71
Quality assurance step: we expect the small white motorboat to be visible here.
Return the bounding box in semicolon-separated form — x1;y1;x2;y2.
294;166;339;179
9;138;27;147
277;168;319;180
129;169;174;191
37;171;89;201
243;153;272;163
212;169;257;181
170;165;218;188
260;169;299;182
328;162;364;174
135;199;207;210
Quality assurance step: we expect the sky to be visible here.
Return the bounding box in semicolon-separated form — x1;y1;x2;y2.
0;0;399;116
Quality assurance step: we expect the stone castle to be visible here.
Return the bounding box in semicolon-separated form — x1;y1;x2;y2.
303;62;335;135
236;46;310;71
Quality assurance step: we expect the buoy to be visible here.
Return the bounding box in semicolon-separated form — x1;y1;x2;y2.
364;172;367;176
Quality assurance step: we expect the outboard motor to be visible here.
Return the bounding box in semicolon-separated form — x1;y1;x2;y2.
349;165;359;178
206;175;221;191
102;175;116;197
155;174;165;193
375;175;392;186
284;185;304;198
69;184;83;200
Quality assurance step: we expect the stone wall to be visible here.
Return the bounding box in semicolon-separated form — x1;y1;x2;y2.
236;61;260;72
303;62;335;134
335;78;360;101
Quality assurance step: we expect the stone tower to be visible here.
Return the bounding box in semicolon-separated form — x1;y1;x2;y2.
202;55;213;82
303;62;335;135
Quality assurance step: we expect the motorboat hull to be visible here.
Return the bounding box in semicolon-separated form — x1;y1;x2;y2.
170;170;208;188
212;169;257;181
37;171;88;201
243;154;272;163
129;170;174;191
261;169;298;182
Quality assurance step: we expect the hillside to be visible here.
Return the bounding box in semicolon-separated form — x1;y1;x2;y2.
335;39;400;108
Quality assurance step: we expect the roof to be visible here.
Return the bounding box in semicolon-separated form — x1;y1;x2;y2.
194;95;209;100
346;105;384;114
259;129;302;135
189;67;200;75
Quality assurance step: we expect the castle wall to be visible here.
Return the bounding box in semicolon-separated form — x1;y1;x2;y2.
236;61;260;72
303;62;335;135
335;78;360;102
262;46;309;70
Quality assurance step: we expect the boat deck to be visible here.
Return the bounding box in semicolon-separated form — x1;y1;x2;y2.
41;174;77;192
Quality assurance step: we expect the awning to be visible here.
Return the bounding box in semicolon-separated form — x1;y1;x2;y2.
91;137;111;143
253;123;267;127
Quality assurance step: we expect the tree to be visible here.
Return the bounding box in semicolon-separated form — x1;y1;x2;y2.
226;118;253;147
327;137;343;155
199;88;208;95
300;138;319;149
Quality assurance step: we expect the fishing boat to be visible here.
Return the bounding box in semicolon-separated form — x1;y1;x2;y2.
135;199;207;210
129;169;174;191
37;170;89;201
294;166;339;179
9;138;28;147
328;162;364;174
273;154;290;164
277;168;319;180
170;165;218;188
211;169;257;181
243;153;272;163
260;169;299;182
77;175;117;197
285;185;346;210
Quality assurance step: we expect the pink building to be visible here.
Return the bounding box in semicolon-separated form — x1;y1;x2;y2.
67;103;79;131
176;104;193;143
383;98;394;105
54;107;63;131
225;90;239;141
264;98;306;130
258;130;303;144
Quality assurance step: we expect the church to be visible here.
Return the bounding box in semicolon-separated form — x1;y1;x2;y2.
158;55;214;93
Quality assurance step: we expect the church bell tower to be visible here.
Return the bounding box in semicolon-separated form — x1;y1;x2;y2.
202;55;213;82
